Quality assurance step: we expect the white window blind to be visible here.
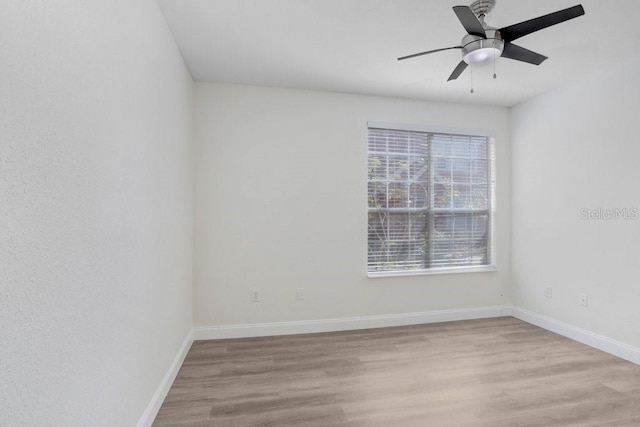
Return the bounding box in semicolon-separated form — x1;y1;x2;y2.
367;126;495;273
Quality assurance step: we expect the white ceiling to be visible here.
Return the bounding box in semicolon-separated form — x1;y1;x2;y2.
158;0;640;107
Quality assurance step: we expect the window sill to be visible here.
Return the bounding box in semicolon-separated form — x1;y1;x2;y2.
367;265;497;278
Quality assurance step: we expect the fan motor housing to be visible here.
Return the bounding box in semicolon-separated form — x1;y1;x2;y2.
461;29;504;65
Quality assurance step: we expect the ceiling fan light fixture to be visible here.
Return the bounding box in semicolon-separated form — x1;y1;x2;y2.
461;34;504;65
464;47;500;65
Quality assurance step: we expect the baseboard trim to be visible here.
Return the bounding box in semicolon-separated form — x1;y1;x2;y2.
193;306;640;365
137;329;194;427
193;305;511;340
509;306;640;365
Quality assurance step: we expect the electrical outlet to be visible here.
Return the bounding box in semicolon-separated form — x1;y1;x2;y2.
251;289;260;302
579;293;588;306
545;287;553;298
296;288;305;300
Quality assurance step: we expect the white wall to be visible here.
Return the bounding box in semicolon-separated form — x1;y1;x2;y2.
511;56;640;348
0;1;193;426
194;83;511;328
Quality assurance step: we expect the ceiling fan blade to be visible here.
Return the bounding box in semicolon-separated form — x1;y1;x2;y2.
501;43;548;65
453;6;486;38
498;4;585;42
447;60;469;81
398;46;462;61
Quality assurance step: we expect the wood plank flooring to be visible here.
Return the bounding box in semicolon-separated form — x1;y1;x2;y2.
153;317;640;426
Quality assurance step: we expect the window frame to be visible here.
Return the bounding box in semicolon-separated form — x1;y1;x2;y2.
366;122;497;278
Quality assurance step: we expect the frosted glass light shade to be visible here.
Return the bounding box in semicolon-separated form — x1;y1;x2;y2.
464;47;501;65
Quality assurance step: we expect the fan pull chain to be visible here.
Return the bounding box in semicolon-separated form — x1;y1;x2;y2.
470;65;474;94
493;50;497;79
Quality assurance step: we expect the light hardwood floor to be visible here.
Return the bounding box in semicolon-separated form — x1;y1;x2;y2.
153;317;640;426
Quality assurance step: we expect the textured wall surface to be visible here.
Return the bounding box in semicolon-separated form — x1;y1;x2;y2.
194;83;511;327
0;1;193;425
511;56;640;348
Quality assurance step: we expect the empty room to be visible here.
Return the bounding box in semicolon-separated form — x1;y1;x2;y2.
3;0;640;425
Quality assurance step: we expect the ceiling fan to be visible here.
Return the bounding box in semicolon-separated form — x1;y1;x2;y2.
398;0;585;81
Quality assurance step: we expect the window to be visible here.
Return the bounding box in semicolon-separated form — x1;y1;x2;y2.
367;125;495;275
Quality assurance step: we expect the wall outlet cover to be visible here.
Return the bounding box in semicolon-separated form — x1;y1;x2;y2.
579;293;588;306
